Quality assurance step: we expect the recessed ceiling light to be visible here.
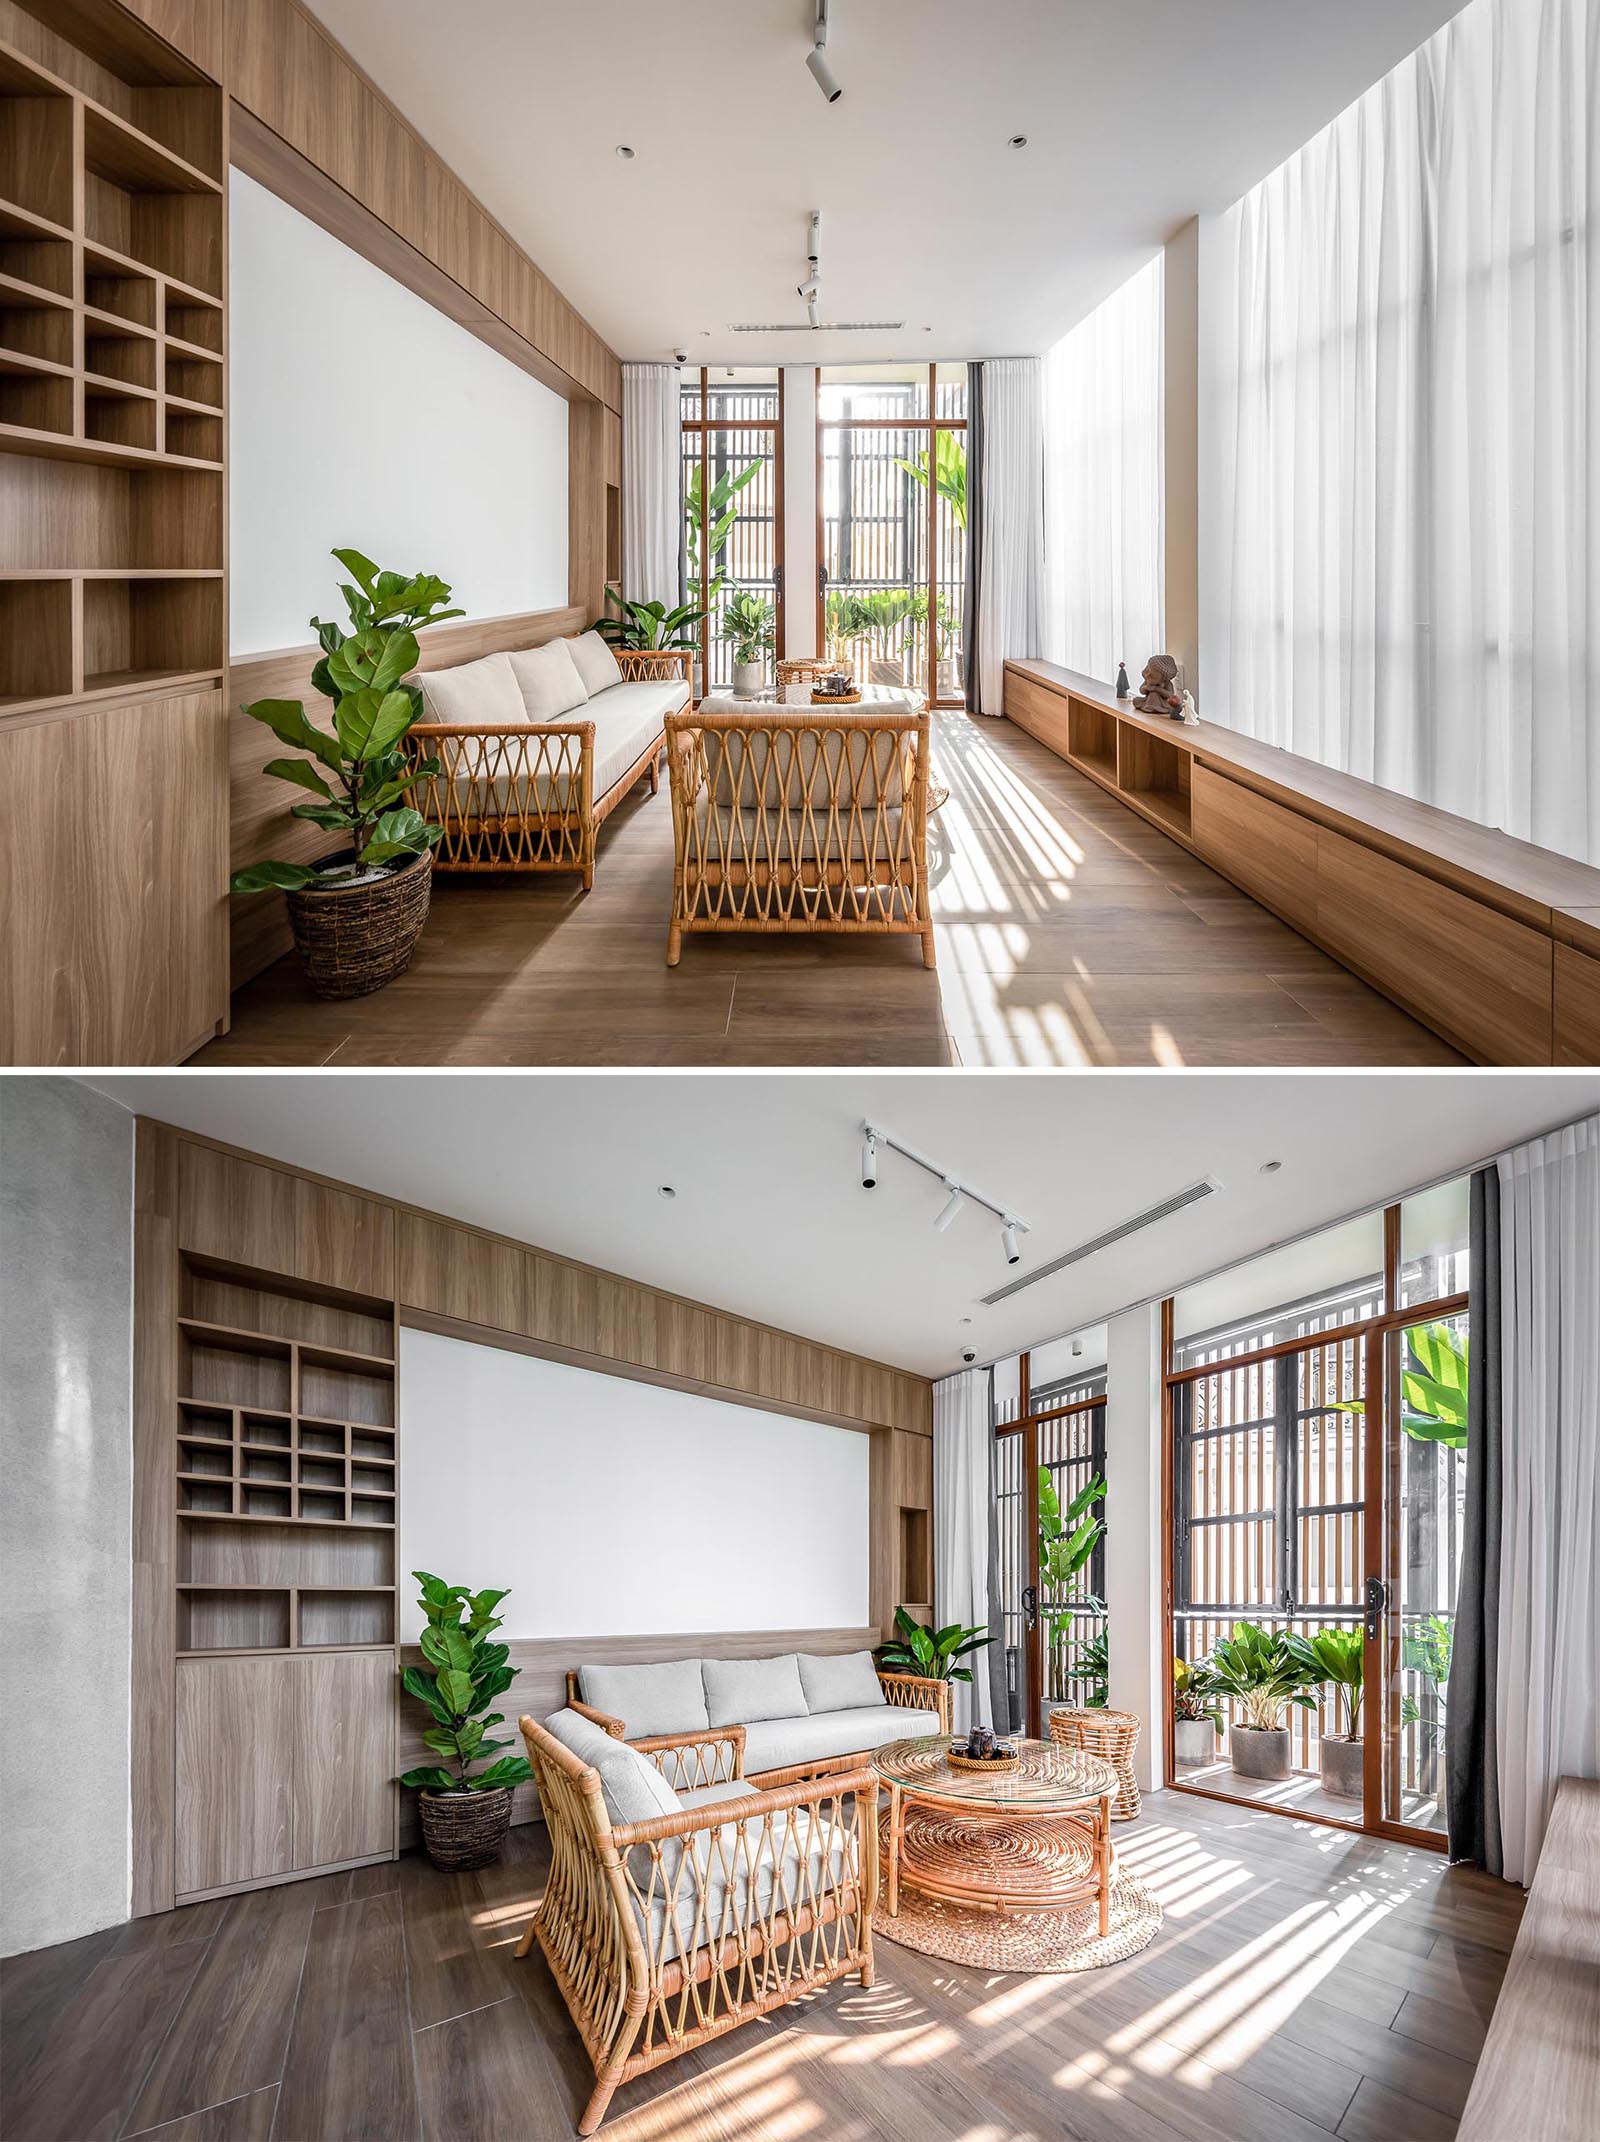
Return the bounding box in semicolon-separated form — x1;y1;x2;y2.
615;144;635;159
958;1315;973;1327
1259;1159;1283;1174
657;1184;677;1199
1008;133;1029;149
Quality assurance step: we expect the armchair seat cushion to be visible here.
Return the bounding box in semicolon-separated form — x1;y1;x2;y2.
741;1702;940;1776
639;1786;856;1967
688;800;909;867
797;1649;886;1715
578;1657;708;1737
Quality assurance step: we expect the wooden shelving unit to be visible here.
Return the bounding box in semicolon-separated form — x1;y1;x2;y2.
173;1264;399;1658
0;0;225;717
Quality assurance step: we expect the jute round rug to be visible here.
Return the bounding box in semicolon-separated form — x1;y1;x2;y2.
872;1870;1162;1974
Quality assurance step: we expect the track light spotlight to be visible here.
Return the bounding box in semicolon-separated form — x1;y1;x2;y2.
807;1;841;100
861;1129;878;1190
1000;1220;1021;1267
934;1181;964;1233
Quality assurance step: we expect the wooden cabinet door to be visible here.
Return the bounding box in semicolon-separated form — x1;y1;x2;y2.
396;1212;526;1331
178;1143;298;1272
176;1657;296;1896
292;1178;395;1300
292;1652;395;1871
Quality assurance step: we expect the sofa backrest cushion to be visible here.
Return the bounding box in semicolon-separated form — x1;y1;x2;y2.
578;1658;708;1737
510;639;589;722
544;1707;682;1829
418;650;527;727
703;1654;809;1728
797;1649;885;1715
565;630;624;696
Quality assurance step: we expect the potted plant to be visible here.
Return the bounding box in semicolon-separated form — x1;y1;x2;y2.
1173;1656;1222;1768
398;1570;532;1869
230;550;459;1000
717;591;776;697
1208;1620;1320;1782
593;583;709;652
1299;1627;1367;1800
878;1605;994;1686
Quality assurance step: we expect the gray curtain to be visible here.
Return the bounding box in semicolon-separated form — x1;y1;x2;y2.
963;362;985;709
1445;1165;1503;1871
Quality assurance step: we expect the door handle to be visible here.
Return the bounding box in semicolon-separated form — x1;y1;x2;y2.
1022;1584;1038;1629
1364;1576;1388;1640
818;563;829;594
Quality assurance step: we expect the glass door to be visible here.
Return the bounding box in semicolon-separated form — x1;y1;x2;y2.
679;369;783;697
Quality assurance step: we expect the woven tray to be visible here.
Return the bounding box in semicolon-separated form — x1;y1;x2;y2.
811;686;861;705
946;1747;1020;1775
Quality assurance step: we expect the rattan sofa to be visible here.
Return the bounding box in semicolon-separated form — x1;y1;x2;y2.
406;641;691;886
662;702;935;965
564;1648;951;1787
519;1705;877;2134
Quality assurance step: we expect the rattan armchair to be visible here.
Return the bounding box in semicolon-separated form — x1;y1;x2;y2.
518;1714;878;2135
663;702;934;966
407;649;691;886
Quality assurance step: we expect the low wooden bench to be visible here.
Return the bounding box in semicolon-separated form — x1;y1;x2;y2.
1002;658;1600;1065
1457;1776;1600;2141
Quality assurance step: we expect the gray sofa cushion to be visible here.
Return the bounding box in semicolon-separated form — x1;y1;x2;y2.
578;1658;708;1737
543;1707;682;1832
741;1702;940;1777
797;1650;885;1715
703;1653;808;1728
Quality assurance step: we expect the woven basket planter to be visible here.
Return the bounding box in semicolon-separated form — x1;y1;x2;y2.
418;1786;513;1870
285;848;432;1000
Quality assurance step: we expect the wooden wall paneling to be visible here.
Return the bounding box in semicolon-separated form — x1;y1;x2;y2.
395;1211;527;1334
291;1651;396;1870
1191;760;1319;938
121;0;225;79
0;690;227;1065
526;1249;597;1356
227;602;586;985
175;1654;297;1896
869;1429;896;1637
894;1428;933;1512
178;1140;297;1270
1553;940;1600;1065
568;396;607;622
1315;828;1553;1065
131;1117;178;1917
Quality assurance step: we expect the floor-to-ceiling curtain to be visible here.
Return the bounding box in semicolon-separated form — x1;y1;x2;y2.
1493;1115;1599;1884
933;1367;996;1736
962;361;985;709
1202;0;1600;867
621;362;681;611
1043;255;1165;687
974;357;1045;716
1446;1165;1504;1871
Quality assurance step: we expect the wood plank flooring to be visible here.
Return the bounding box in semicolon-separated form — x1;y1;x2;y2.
0;1790;1520;2142
197;715;1461;1068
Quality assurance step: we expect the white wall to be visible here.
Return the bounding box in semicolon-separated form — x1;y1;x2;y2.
1;1081;133;1957
229;170;569;656
398;1331;870;1641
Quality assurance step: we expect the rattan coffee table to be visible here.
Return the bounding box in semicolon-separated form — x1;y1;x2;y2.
872;1735;1119;1934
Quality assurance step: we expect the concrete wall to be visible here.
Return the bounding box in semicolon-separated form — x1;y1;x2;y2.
0;1079;133;1956
1104;1302;1164;1792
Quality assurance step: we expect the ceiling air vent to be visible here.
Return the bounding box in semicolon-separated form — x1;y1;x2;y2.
728;321;905;333
979;1177;1222;1306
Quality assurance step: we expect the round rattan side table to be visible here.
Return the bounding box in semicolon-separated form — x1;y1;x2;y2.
1048;1707;1142;1821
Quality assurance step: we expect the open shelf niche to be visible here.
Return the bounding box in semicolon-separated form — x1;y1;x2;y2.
173;1256;400;1657
0;0;225;717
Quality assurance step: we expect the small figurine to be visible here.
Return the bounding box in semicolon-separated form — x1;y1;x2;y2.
1179;688;1199;727
1115;660;1130;699
1132;654;1184;720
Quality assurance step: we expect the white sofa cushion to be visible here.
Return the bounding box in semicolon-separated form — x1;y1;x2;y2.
579;1658;708;1737
703;1654;808;1728
419;650;527;727
741;1702;940;1776
510;639;589;722
639;1781;854;1966
544;1707;682;1831
688;799;909;865
797;1650;884;1715
566;630;624;695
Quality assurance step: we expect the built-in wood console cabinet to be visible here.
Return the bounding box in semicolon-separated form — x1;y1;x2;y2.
1003;659;1600;1065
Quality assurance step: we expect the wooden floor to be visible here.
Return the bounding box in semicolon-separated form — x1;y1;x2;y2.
1;1789;1521;2142
198;714;1461;1067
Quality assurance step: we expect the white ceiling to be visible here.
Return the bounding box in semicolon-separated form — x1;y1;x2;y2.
304;0;1464;365
85;1073;1595;1378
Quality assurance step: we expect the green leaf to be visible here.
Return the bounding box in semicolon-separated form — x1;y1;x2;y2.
229;860;318;894
469;1756;534;1791
263;756;334;800
398;1765;458;1791
331;546;380;596
360;807;433;864
371;628;419;693
290;803;356;830
437;1667;475;1716
243;698;342;772
334;687;415;765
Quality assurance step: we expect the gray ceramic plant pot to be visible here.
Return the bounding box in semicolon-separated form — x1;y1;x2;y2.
1174;1718;1217;1769
1320;1735;1364;1801
733;659;765;698
1229;1724;1290;1781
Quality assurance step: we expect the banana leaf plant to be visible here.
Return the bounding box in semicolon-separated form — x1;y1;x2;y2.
897;430;968;529
592;583;709;651
1331;1320;1469;1449
879;1605;994;1684
1038;1465;1106;1655
1299;1622;1424;1742
686;456;762;595
230;550;458;894
1070;1623;1110;1708
396;1570;533;1795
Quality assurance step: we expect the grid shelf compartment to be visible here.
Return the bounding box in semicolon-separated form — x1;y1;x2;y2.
1116;724;1193;841
300;1357;393;1430
350;1462;393;1494
165;293;220;352
239;1411;291;1448
85;325;155;389
0;576;71;704
297;1488;345;1525
241;1450;291;1485
0;276;70;363
297;1422;346;1457
179;1478;233;1515
179;1439;233;1480
0;363;69;435
297;1455;345;1492
164;352;219;407
84;376;156;452
178;1401;232;1441
298;1589;395;1649
178;1327;292;1413
240;1484;292;1520
80;573;222;690
178;1587;290;1654
82;247;156;327
350;1429;396;1464
163;406;219;463
1066;697;1118;783
0;48;73;231
350;1494;395;1528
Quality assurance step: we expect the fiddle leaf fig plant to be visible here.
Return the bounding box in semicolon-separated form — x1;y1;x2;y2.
880;1606;994;1684
397;1570;534;1795
230;551;460;894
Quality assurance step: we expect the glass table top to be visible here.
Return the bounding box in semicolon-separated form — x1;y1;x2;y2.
872;1735;1119;1809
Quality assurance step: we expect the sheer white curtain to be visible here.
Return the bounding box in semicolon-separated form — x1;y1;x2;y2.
1493;1115;1599;1885
1202;0;1599;866
621;362;681;610
1043;255;1165;685
933;1368;995;1736
975;357;1045;716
